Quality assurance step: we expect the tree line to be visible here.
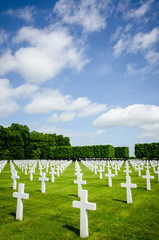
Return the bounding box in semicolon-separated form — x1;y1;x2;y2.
135;143;159;159
0;123;130;160
49;145;129;160
0;123;70;160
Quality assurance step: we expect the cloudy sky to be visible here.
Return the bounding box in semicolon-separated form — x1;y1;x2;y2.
0;0;159;156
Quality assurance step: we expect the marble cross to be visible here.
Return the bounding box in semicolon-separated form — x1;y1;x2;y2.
24;165;28;175
142;170;154;190
29;168;34;181
155;164;159;182
74;172;86;197
113;164;119;175
72;190;96;238
123;161;132;176
136;164;143;177
98;166;104;179
13;183;29;220
121;176;137;203
11;170;19;190
39;172;49;193
56;165;60;177
39;164;43;176
105;169;115;187
49;168;56;182
94;164;98;175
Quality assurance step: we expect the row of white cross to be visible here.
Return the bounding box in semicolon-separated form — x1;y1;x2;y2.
0;160;7;173
10;160;71;192
12;160;72;221
1;159;158;238
82;160;157;204
73;161;96;238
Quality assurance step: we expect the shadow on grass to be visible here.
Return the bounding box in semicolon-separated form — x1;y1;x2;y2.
69;194;78;197
63;224;80;236
112;199;127;204
137;187;146;190
9;212;16;218
36;190;41;193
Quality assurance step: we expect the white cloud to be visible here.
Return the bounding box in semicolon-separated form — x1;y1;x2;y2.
0;78;38;117
138;123;159;139
126;49;159;76
54;0;111;32
78;102;106;118
113;39;127;57
130;28;159;53
24;88;107;120
49;112;76;123
93;104;159;128
5;6;36;23
113;28;159;58
0;78;19;117
37;125;106;145
0;50;16;75
126;0;153;19
0;26;88;84
0;30;8;45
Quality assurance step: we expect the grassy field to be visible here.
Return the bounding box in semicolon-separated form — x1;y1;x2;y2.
0;161;159;240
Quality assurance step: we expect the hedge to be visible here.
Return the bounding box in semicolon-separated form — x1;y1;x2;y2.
50;144;129;160
135;143;159;159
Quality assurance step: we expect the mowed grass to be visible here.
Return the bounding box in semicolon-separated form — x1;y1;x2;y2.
0;161;159;240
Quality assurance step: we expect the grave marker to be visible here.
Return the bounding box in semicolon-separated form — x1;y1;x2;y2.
72;190;96;238
13;183;29;220
11;170;19;190
121;176;137;203
142;170;154;190
74;172;86;197
50;168;56;182
39;172;49;193
105;169;115;187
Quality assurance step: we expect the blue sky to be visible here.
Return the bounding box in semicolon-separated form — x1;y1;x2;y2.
0;0;159;156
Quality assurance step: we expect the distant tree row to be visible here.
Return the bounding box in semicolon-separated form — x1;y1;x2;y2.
135;143;159;159
49;145;129;160
0;123;130;160
0;123;70;160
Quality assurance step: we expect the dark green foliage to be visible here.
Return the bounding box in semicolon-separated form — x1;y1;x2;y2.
115;146;129;159
135;143;159;159
0;123;71;160
50;144;116;160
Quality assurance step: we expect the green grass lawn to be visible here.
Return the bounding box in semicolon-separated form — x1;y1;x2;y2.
0;161;159;240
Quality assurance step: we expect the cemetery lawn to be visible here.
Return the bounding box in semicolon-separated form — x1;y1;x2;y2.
0;161;159;240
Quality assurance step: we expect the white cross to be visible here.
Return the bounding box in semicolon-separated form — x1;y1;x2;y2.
136;164;143;177
145;160;151;171
74;172;86;197
142;170;154;190
45;163;49;173
56;165;60;177
94;164;98;175
49;168;57;182
121;176;137;203
113;164;119;175
24;165;28;175
11;170;19;190
123;161;132;176
72;190;96;238
39;172;49;193
98;166;104;179
39;165;43;176
155;164;159;182
13;183;29;220
29;168;34;181
105;169;115;187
